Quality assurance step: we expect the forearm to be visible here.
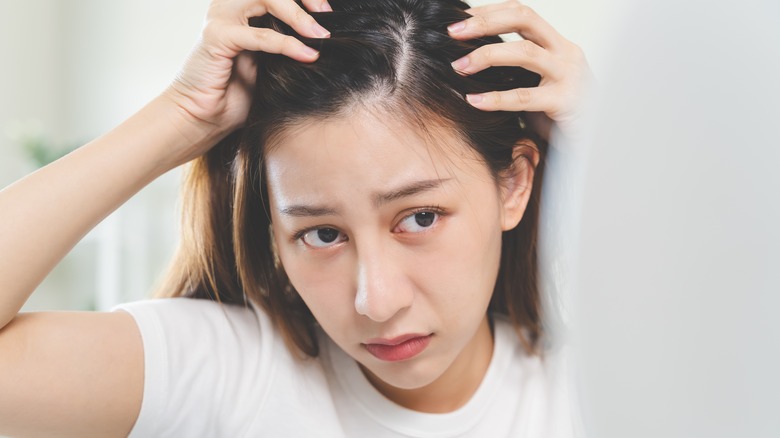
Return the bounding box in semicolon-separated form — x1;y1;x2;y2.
0;95;216;328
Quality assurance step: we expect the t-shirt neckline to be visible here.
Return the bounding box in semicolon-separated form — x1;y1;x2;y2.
325;316;516;437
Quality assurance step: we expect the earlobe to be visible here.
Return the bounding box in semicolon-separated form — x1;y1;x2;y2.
500;140;540;231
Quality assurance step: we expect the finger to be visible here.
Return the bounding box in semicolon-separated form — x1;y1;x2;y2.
228;25;320;62
449;3;563;50
265;0;331;39
301;0;333;12
451;40;556;78
465;87;555;113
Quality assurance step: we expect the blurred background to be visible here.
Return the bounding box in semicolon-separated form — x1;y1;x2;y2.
0;0;620;312
0;0;216;311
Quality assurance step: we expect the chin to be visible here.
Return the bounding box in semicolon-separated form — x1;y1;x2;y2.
360;351;452;390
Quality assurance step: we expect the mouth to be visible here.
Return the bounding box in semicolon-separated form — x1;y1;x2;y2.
362;333;433;362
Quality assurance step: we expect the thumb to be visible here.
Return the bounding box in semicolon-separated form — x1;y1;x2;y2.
233;52;258;90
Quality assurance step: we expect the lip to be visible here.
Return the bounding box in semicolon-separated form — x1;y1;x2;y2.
363;334;433;362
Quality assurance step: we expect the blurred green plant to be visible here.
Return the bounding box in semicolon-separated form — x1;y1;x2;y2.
5;119;78;168
21;136;77;168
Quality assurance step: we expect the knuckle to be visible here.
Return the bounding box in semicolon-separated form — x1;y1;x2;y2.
473;15;490;30
305;0;328;12
201;21;221;42
204;3;220;21
491;91;503;105
522;5;538;18
257;28;289;52
281;35;299;53
254;27;274;41
205;1;232;22
512;3;535;19
294;7;314;25
519;40;540;58
475;45;493;64
506;0;524;9
568;42;587;63
513;88;533;104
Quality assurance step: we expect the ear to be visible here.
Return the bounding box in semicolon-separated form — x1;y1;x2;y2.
499;139;540;231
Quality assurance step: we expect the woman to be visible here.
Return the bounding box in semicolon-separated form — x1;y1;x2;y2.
0;0;590;436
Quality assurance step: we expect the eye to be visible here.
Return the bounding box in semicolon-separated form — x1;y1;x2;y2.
395;211;440;233
300;227;347;248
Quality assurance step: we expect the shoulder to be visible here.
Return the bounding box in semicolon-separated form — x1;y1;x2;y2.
114;297;272;341
115;296;260;323
112;297;281;370
110;297;289;436
493;315;585;437
493;314;573;379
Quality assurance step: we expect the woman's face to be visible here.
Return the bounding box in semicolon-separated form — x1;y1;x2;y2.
266;111;530;394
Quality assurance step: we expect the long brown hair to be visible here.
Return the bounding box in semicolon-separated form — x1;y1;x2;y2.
157;0;548;357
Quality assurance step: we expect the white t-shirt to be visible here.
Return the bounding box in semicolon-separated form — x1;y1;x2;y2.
113;298;581;437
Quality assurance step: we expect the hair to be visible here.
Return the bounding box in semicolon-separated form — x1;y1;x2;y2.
157;0;548;357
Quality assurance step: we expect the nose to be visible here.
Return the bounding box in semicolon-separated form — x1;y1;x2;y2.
353;244;414;323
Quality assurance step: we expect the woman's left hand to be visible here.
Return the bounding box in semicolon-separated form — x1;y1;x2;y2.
448;0;592;141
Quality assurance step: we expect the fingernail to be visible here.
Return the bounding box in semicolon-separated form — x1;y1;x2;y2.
321;1;333;12
302;46;320;59
451;56;470;72
447;21;467;33
312;22;331;38
466;94;484;105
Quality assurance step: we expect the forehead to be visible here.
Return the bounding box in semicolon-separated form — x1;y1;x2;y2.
264;111;492;203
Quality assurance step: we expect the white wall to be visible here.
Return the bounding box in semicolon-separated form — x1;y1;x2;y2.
0;0;64;186
58;0;209;141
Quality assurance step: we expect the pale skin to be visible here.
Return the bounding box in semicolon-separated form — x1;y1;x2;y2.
0;0;589;436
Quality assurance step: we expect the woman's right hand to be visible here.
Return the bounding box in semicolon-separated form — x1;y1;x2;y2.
447;1;592;143
162;0;332;164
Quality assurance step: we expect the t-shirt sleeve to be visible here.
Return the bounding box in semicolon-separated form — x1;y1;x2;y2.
112;297;278;437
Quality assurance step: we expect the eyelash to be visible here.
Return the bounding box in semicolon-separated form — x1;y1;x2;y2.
395;205;447;233
290;205;448;245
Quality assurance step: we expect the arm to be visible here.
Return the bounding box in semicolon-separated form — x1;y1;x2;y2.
0;96;209;329
0;0;331;436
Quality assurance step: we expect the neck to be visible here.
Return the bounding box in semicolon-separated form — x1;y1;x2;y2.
362;315;494;413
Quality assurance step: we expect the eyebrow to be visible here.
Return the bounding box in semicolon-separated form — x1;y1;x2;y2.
278;178;451;217
279;205;340;217
372;178;451;207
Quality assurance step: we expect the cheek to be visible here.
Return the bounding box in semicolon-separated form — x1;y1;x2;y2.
275;243;355;329
407;208;504;314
